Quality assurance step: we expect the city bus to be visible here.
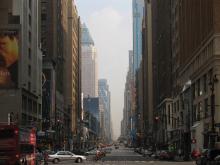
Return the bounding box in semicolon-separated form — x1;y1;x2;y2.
0;123;36;165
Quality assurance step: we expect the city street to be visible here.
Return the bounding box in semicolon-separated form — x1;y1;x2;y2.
46;146;195;165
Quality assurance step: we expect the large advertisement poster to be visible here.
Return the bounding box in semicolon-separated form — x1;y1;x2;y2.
0;29;19;88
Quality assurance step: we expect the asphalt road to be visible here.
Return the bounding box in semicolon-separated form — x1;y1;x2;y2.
47;146;195;165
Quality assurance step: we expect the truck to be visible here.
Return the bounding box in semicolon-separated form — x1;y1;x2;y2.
0;123;36;165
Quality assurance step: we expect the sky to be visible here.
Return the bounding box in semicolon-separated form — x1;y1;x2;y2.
75;0;132;140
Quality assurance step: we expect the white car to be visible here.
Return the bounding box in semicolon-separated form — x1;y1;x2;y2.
48;151;86;163
85;149;97;155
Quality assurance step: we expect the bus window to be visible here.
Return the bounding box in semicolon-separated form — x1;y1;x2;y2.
0;129;14;139
20;144;34;154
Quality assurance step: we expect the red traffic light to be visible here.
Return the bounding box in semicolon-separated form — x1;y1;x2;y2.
191;138;196;144
155;116;159;121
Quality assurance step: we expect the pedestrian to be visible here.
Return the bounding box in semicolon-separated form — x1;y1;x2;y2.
178;149;181;157
43;151;48;165
36;148;43;165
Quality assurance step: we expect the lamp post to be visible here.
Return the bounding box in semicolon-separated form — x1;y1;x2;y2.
154;116;159;152
209;74;218;149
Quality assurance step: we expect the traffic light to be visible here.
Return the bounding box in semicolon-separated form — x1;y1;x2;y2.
155;116;159;121
191;138;196;144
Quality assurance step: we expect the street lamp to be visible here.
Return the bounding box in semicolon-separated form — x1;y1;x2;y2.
208;74;218;148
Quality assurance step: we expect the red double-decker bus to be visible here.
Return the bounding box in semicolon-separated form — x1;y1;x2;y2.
0;123;36;165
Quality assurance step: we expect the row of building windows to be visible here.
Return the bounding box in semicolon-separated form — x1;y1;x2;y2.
192;97;211;123
159;92;212;128
22;95;41;116
192;69;213;99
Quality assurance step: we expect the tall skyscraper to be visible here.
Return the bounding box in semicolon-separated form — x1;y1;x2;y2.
142;0;153;146
98;79;111;142
41;0;81;150
132;0;144;73
83;97;100;135
81;23;98;98
121;50;134;145
66;0;81;150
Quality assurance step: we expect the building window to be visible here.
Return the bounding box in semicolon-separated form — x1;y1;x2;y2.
28;99;32;113
33;101;37;114
193;105;197;123
28;48;31;59
177;100;179;112
21;113;27;125
41;14;47;21
29;31;31;43
38;104;42;115
29;14;31;27
29;0;32;10
192;83;195;99
197;102;202;121
180;112;183;125
28;82;31;91
197;79;201;96
174;103;176;113
208;69;213;86
28;65;31;77
168;105;171;124
22;95;27;112
204;98;208;118
203;74;207;93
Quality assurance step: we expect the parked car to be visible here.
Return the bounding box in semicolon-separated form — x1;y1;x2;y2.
72;148;87;155
142;149;153;157
151;150;161;159
85;149;106;157
48;151;86;163
134;147;142;153
196;149;209;165
159;150;175;160
196;149;220;165
115;145;119;149
85;149;98;155
103;147;112;153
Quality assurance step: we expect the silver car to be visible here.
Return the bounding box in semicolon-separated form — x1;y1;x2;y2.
48;151;86;163
85;149;98;155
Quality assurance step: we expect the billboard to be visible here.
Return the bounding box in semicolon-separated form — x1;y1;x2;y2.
0;29;19;88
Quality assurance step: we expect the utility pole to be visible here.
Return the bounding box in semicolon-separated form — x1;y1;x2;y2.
209;74;218;149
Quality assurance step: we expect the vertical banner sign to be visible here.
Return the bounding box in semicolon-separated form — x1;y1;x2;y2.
0;29;19;88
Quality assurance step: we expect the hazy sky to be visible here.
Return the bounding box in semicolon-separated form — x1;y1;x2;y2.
75;0;132;139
